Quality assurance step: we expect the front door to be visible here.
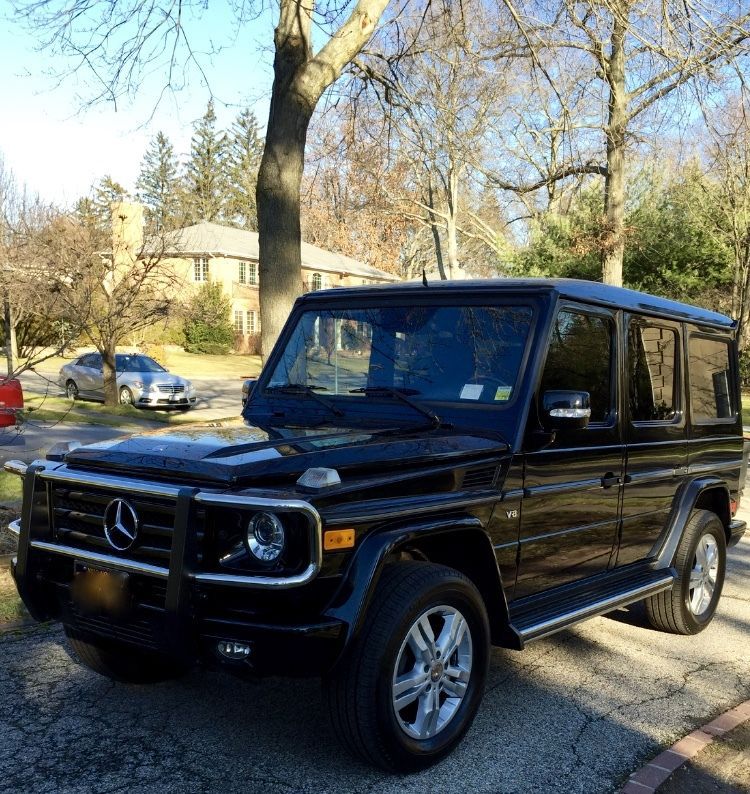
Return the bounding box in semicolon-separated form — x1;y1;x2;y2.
515;304;623;599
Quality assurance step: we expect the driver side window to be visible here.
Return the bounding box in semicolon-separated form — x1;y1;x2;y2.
540;309;614;424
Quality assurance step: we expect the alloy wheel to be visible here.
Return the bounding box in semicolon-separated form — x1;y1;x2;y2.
689;534;719;616
391;605;473;740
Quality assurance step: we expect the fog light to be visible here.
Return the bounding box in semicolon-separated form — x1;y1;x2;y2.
217;641;252;660
247;512;285;563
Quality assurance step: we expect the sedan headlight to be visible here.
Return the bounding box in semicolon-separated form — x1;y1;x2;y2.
246;512;286;563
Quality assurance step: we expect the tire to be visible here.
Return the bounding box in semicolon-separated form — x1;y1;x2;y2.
119;386;134;406
324;562;490;772
65;380;79;400
645;509;726;635
64;626;185;684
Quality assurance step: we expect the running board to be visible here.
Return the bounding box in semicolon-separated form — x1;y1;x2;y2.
510;567;676;645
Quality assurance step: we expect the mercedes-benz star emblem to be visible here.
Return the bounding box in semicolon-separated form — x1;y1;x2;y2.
103;498;140;551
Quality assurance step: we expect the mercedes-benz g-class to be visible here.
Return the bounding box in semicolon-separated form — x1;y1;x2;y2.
5;279;746;772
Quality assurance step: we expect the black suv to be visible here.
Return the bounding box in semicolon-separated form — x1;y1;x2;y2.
6;279;747;772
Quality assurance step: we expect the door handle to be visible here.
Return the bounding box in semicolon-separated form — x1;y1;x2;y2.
601;472;621;488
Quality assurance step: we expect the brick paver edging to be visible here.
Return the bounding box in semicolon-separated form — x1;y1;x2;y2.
620;699;750;793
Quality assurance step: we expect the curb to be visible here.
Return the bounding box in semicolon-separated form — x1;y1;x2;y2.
620;699;750;792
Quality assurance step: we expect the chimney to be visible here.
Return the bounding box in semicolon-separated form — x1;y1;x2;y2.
111;201;144;269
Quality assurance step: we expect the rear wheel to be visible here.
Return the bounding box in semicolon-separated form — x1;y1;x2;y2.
118;386;134;406
324;562;490;772
65;380;79;400
64;627;185;684
645;509;726;635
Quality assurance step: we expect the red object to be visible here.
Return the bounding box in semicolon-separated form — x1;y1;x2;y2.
0;378;23;427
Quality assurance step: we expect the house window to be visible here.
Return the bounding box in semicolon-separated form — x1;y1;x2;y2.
247;310;259;334
234;310;244;334
194;257;209;282
311;272;322;291
248;262;258;285
238;261;247;284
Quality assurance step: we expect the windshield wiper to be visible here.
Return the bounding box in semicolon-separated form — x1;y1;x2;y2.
266;383;345;417
349;386;441;429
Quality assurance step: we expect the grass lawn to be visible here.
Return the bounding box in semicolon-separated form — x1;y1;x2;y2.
29;349;262;380
0;567;25;624
0;472;22;506
742;393;750;421
19;393;207;428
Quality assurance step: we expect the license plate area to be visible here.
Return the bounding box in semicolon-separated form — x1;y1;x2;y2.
71;564;132;620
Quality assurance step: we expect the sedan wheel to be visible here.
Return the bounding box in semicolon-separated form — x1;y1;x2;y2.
119;386;134;406
65;380;79;400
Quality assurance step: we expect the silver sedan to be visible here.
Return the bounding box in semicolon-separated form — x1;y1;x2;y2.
58;353;197;410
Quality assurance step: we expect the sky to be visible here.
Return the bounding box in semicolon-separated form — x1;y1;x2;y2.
0;3;276;206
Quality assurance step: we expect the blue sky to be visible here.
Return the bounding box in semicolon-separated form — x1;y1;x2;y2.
0;4;276;205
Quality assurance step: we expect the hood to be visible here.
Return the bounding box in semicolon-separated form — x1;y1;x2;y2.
63;421;509;486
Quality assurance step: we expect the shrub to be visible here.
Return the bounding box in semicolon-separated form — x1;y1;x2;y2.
183;283;234;355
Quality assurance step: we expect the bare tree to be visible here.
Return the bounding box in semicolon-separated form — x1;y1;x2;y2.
16;0;392;359
503;0;750;286
27;203;180;406
697;91;750;347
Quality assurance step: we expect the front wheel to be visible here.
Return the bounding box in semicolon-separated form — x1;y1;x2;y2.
645;509;726;635
65;380;79;400
118;386;134;406
324;562;490;772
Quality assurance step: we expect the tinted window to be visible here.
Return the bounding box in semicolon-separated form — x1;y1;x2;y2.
628;324;677;421
689;336;733;421
540;310;613;423
268;304;534;404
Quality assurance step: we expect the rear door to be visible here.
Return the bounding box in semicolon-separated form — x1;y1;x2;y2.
515;303;623;598
617;316;687;567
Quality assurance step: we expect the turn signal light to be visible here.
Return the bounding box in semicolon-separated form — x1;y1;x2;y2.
324;529;355;551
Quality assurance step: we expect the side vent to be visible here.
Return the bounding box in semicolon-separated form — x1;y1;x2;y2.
462;466;499;489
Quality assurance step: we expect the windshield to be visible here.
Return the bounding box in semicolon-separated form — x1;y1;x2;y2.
267;304;533;406
116;354;166;373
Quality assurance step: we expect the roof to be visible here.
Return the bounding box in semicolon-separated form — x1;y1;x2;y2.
161;220;399;282
300;277;735;329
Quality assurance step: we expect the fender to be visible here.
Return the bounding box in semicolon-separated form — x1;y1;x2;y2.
653;476;729;568
323;516;521;658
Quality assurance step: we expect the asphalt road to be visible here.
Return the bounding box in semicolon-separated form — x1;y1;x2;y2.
0;528;748;792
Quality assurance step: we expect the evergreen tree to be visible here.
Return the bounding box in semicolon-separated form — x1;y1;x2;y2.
184;99;228;223
91;175;129;228
136;131;181;231
226;108;264;230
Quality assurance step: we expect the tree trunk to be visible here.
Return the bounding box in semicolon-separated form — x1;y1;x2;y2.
602;8;628;287
101;340;118;407
257;35;313;362
445;169;459;279
2;295;17;379
426;180;447;280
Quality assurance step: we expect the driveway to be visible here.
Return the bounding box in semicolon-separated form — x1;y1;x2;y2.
0;524;748;792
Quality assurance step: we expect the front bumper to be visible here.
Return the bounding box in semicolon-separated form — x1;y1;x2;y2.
10;465;344;676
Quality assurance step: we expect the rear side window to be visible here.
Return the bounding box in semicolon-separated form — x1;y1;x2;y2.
628;324;677;421
689;336;734;422
540;309;613;423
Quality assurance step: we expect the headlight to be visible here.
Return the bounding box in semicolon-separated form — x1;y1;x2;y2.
246;512;285;563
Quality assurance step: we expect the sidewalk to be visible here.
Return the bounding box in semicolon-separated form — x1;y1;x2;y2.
622;699;750;792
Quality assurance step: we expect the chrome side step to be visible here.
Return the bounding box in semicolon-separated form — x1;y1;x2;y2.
510;568;676;645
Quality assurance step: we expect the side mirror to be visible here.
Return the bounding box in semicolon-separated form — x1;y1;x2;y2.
242;378;257;406
542;390;591;430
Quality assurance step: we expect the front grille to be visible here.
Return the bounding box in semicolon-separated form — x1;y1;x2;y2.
50;486;176;567
70;607;161;650
156;384;184;394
